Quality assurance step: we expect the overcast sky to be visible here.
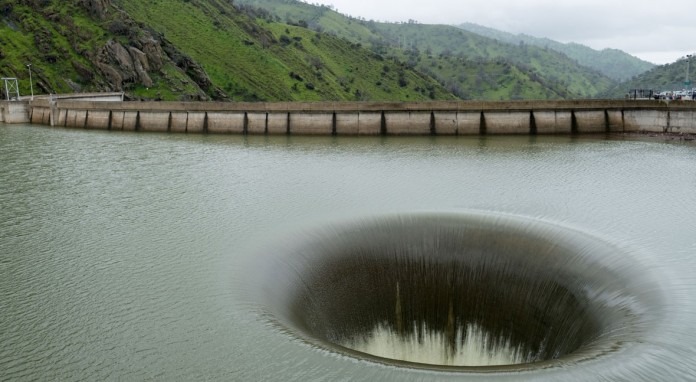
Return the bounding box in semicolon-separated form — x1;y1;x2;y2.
309;0;695;65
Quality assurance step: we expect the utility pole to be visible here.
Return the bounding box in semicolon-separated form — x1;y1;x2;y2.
686;55;692;86
26;64;34;100
689;55;694;100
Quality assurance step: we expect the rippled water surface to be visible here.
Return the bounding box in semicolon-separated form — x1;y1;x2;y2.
1;124;695;381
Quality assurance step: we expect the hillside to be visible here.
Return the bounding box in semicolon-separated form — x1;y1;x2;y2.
458;23;655;82
603;56;695;98
0;0;214;100
369;22;615;99
0;0;454;101
236;0;618;100
4;0;656;102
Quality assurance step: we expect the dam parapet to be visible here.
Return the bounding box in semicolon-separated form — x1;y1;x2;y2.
10;97;696;135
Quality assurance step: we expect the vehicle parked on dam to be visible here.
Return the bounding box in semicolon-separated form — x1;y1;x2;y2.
652;89;696;100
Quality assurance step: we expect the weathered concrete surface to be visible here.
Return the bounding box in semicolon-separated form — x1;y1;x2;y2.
357;112;382;135
170;112;188;133
574;110;607;133
267;113;288;135
56;109;68;127
434;112;457;135
65;109;88;129
247;113;267;134
113;111;137;131
533;111;572;134
186;112;206;133
335;112;359;135
623;110;667;133
607;111;624;132
484;111;530;134
138;111;170;132
385;111;431;135
207;112;245;134
457;112;483;135
30;106;52;126
85;110;111;130
0;101;30;123
11;98;696;137
668;110;696;134
289;113;333;135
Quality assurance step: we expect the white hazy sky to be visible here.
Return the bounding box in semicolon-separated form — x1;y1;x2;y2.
309;0;695;65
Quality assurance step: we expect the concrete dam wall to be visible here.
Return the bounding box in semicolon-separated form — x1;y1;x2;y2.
21;99;696;135
0;101;30;124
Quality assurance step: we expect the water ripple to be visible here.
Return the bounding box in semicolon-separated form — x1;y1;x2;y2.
1;126;695;380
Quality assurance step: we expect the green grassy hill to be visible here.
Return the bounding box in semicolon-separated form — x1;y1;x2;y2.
3;0;643;102
0;0;209;99
117;0;455;101
236;0;617;99
0;0;454;101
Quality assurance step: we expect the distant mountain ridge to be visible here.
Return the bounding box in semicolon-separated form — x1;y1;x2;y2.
457;22;655;82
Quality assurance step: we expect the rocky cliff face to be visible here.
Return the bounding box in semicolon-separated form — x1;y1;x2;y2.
95;40;153;90
1;0;226;100
80;0;111;20
89;30;225;100
79;0;160;91
86;0;224;99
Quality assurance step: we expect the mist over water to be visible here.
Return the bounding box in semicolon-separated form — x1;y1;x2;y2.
1;125;696;381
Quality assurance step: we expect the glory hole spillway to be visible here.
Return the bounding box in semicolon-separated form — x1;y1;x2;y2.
249;213;665;372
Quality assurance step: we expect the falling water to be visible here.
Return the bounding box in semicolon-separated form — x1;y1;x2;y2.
256;213;659;371
344;322;532;366
342;281;533;367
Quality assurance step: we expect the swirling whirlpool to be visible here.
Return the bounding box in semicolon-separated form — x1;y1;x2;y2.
249;212;670;377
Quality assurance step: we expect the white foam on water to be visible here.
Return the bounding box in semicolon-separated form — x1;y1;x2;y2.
343;322;532;366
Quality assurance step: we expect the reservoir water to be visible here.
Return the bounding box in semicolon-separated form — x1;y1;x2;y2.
1;124;695;380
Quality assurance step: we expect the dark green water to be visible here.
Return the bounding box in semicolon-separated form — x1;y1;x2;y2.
1;124;695;380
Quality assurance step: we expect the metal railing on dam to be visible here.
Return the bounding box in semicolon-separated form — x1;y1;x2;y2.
18;99;696;135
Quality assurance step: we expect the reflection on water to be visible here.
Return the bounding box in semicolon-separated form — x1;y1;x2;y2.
1;124;695;381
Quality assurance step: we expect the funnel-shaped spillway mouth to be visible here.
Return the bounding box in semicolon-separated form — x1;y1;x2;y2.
252;213;663;371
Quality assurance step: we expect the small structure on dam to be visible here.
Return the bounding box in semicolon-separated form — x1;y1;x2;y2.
1;93;124;125
1;78;21;101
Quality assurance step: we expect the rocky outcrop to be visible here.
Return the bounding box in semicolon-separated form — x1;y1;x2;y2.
4;0;227;100
80;0;111;20
128;47;153;87
94;40;153;90
95;62;123;91
90;33;227;100
141;37;164;72
158;39;227;100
